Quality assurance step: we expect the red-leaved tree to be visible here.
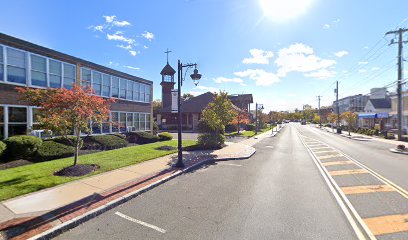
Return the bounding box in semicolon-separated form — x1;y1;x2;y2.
17;85;114;166
231;111;250;134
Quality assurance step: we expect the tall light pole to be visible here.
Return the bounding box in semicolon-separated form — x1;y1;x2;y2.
175;60;202;168
255;103;264;134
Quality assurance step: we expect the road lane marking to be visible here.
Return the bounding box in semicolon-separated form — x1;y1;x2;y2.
322;160;354;166
115;211;166;233
217;163;242;167
329;169;369;176
341;185;395;195
364;213;408;236
297;133;370;240
318;154;344;160
313;150;337;154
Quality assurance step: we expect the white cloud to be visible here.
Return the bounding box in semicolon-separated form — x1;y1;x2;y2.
117;44;132;50
358;69;367;73
363;46;369;49
371;67;380;71
242;49;274;65
304;69;336;79
107;33;135;45
358;61;368;65
91;25;104;32
129;50;137;56
141;31;154;41
104;15;116;23
113;20;131;27
234;69;280;86
124;65;140;70
275;43;336;77
108;61;119;67
334;50;348;58
213;77;244;85
143;45;149;49
323;19;340;30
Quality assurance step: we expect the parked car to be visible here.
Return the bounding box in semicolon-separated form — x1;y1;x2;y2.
301;121;306;125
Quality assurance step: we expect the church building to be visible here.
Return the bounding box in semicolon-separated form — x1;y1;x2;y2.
156;60;253;131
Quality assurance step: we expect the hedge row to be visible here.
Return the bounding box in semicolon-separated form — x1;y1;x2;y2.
1;131;173;163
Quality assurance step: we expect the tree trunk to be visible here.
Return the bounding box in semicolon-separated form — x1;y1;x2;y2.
73;129;81;166
237;114;240;134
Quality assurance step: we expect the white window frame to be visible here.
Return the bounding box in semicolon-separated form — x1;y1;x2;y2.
29;53;48;88
4;46;28;86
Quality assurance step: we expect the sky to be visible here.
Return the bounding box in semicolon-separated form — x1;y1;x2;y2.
1;0;408;112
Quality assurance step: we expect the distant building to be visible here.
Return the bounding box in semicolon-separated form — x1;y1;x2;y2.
333;94;369;114
389;91;408;132
358;88;391;129
303;104;312;110
156;61;252;131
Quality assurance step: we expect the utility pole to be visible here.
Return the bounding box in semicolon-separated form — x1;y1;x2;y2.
335;81;340;133
386;28;408;141
317;95;322;127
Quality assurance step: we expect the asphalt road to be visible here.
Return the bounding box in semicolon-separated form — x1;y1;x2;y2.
297;124;408;192
56;124;357;240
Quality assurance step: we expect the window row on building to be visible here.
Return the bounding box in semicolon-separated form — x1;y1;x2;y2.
0;44;151;103
0;105;151;139
81;68;151;103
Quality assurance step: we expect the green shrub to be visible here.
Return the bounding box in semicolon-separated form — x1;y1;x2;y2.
0;141;6;159
158;132;173;141
225;124;238;132
110;133;126;140
197;133;225;149
246;124;256;131
35;141;75;162
49;136;82;148
4;135;42;160
126;132;159;144
83;135;128;150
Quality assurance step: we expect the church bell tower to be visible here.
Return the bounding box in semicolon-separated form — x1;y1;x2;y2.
160;49;176;110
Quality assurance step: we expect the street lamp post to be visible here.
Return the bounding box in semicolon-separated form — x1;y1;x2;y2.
175;60;202;168
255;103;264;135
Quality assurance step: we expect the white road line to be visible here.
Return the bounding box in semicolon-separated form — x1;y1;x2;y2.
297;133;374;240
115;211;166;233
218;163;243;167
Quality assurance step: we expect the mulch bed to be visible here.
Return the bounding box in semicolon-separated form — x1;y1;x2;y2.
54;164;100;177
0;160;33;171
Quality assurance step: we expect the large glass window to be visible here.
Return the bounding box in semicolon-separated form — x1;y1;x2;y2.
133;82;140;101
140;113;146;131
92;71;102;95
140;84;145;102
31;108;43;130
31;55;47;87
0;46;3;82
49;60;62;88
0;106;4;139
63;64;76;89
91;121;101;134
8;107;27;136
145;114;151;130
145;85;151;103
112;77;119;98
126;113;133;131
119;79;126;99
111;112;119;132
7;48;26;84
119;113;126;132
81;68;91;88
102;74;111;97
134;113;139;131
126;81;133;100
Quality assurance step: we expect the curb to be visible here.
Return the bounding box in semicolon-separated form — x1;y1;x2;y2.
28;158;214;240
389;148;408;155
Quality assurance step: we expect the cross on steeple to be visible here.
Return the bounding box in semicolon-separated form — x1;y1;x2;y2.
164;48;172;63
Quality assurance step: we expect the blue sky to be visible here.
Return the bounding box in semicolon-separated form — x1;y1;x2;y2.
1;0;408;111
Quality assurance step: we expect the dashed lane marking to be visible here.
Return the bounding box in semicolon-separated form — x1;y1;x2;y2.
313;150;337;154
322;160;354;166
341;185;395;195
364;213;408;236
115;211;166;233
329;169;369;176
318;154;344;160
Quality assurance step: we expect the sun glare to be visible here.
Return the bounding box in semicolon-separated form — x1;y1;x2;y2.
259;0;313;22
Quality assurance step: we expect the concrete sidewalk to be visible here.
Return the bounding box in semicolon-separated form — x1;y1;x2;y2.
0;127;286;240
320;126;403;146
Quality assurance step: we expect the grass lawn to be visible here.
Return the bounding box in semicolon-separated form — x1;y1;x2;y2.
225;125;276;138
0;140;197;201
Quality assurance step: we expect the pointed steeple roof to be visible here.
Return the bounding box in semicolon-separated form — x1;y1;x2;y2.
160;63;176;76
